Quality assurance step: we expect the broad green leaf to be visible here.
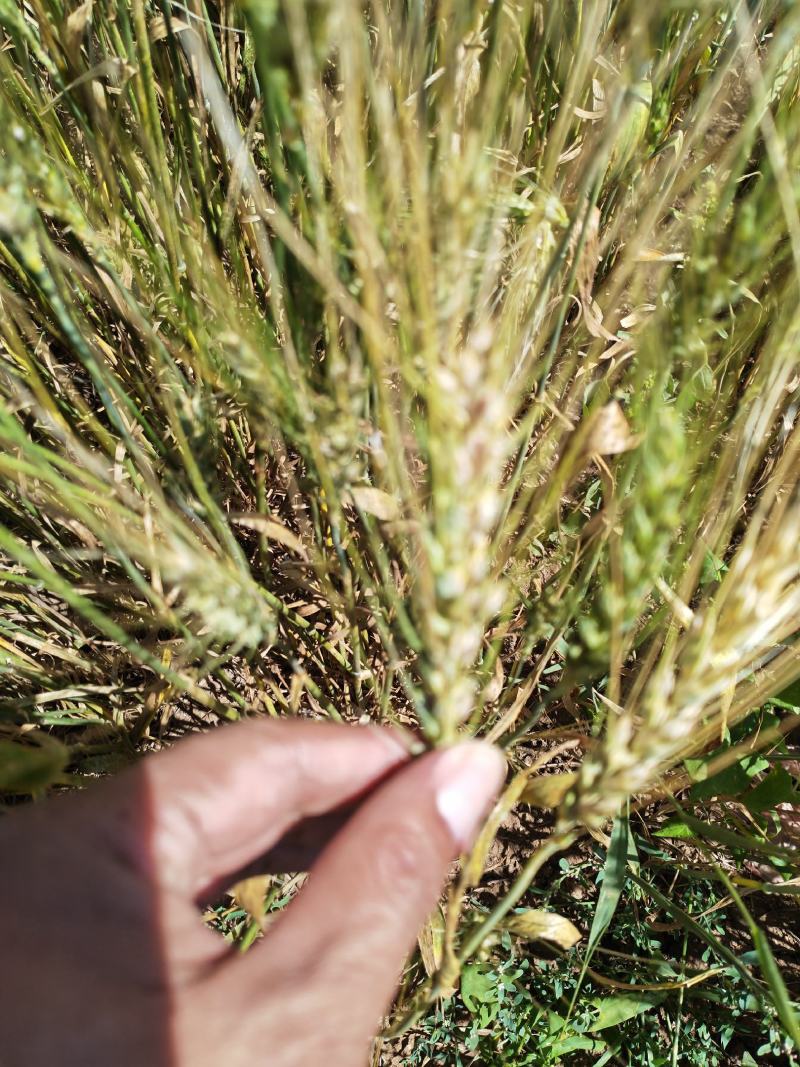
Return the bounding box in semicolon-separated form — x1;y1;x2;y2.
653;819;695;840
731;710;780;743
546;1010;566;1034
686;709;781;793
684;756;710;782
744;767;796;813
688;751;768;802
689;761;751;801
460;964;495;1013
588;993;664;1032
0;739;68;793
774;678;800;709
700;548;727;584
551;1035;607;1056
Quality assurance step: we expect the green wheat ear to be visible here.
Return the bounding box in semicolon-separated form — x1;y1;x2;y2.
574;402;686;663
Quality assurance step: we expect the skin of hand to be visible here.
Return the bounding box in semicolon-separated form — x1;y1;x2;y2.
0;720;506;1067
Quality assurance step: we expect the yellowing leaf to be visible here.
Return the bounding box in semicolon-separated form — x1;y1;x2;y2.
520;771;578;809
348;485;400;521
586;401;637;456
738;284;761;306
149;15;191;43
231;875;271;929
505;909;582;950
483;655;505;704
634;247;685;263
66;0;93;57
417;904;446;977
619;304;656;330
230;515;308;559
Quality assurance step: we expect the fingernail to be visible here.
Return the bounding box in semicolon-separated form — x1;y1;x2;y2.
370;725;426;759
368;725;410;756
434;742;507;851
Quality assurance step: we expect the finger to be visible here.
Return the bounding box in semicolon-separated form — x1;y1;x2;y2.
200;802;359;893
103;719;410;898
231;742;506;1064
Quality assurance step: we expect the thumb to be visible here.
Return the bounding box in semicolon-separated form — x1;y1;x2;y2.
230;742;506;1064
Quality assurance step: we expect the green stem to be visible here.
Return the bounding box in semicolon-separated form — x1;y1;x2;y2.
458;825;578;962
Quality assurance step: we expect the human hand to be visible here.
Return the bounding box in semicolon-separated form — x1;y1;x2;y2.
0;721;505;1066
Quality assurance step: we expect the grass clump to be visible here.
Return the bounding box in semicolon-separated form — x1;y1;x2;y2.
1;0;800;1055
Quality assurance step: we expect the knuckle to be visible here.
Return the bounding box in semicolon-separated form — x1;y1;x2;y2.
370;819;430;897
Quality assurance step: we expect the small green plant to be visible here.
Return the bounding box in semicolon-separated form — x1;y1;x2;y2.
1;0;800;1055
391;759;800;1065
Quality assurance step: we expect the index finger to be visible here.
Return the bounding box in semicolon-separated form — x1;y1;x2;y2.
227;742;506;1065
104;719;410;898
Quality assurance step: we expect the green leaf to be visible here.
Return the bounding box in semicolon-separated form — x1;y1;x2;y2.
751;926;800;1046
587;814;632;954
731;709;780;743
688;750;768;802
775;678;800;709
689;760;751;801
676;810;794;859
551;1035;607;1056
630;873;763;999
588;993;664;1032
718;871;800;1047
684;756;710;782
0;739;68;793
653;819;695;840
744;767;796;813
700;548;727;584
460;964;496;1013
546;1010;566;1034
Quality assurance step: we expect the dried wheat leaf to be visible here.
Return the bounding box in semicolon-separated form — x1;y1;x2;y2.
231;875;271;929
347;486;400;521
586;401;638;456
417;905;446;977
231;515;308;559
505;909;582;950
520;771;579;809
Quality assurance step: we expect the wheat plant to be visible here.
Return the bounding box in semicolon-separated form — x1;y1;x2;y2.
1;0;800;1036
